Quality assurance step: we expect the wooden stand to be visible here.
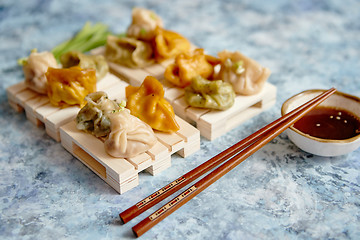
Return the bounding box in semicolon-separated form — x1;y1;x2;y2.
7;73;200;194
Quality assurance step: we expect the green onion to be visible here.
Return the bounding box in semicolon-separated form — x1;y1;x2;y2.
51;22;125;62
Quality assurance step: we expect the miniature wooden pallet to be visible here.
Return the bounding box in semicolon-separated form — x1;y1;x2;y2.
6;74;200;194
92;47;277;140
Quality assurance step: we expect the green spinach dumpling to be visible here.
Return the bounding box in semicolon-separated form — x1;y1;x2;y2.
105;35;154;68
185;76;235;110
60;51;109;81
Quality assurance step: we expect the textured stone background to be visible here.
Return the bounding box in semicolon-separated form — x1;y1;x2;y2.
1;0;359;239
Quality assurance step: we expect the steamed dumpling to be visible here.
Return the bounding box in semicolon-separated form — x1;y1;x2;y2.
105;35;154;68
23;50;58;94
126;7;163;41
217;50;271;95
185;76;235;110
104;108;157;158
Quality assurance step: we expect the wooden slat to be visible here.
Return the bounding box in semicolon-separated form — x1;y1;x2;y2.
6;81;27;105
108;62;148;87
146;142;171;162
126;153;153;172
143;64;166;80
155;131;185;155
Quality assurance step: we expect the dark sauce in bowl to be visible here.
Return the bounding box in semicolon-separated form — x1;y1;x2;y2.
293;106;360;140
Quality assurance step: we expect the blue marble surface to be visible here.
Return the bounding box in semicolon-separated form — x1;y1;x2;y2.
1;0;360;239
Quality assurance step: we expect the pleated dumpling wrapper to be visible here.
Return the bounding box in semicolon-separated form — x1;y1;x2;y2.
76;91;123;138
60;51;109;81
104;108;157;158
126;7;163;41
105;35;154;68
164;48;220;88
126;76;180;133
217;50;271;95
46;66;96;108
153;28;191;62
23;50;58;94
185;76;235;110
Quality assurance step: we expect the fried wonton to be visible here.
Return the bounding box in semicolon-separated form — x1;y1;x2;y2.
153;28;191;62
164;48;220;88
125;76;180;133
46;66;96;107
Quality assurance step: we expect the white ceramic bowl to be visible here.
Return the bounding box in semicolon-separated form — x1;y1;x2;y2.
281;89;360;157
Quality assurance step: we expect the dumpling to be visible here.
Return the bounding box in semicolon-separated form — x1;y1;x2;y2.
126;76;180;133
164;48;220;88
104;108;157;158
185;76;235;110
105;35;154;68
60;51;109;80
153;28;191;62
46;66;97;107
76;91;123;137
126;7;163;41
217;50;271;95
23;50;58;94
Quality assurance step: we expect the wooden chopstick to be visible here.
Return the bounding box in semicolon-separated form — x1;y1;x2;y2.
119;87;336;225
131;87;336;237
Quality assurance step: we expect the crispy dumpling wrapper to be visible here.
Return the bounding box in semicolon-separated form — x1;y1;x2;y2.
127;7;163;41
60;51;109;80
46;66;96;108
153;28;191;62
105;35;154;68
104;108;157;158
164;48;220;88
76;91;122;137
23;50;58;94
126;76;180;133
185;76;235;110
217;50;271;95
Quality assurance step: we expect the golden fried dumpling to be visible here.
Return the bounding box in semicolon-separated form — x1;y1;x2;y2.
105;35;154;68
185;76;235;110
153;28;191;62
60;51;109;81
104;108;157;158
46;66;96;107
126;7;164;41
164;48;220;88
125;76;180;133
23;50;58;94
217;50;271;95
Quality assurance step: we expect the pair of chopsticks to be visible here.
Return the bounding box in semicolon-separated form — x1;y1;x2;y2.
120;88;336;237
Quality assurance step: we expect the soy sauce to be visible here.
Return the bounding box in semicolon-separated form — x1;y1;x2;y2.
293;106;360;140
